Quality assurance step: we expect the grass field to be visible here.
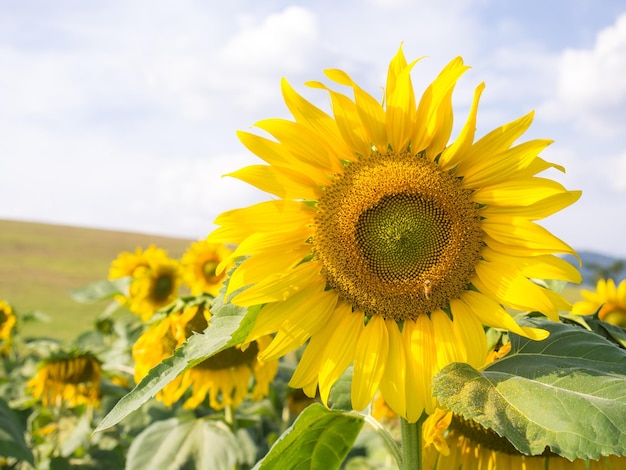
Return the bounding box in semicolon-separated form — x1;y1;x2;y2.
0;219;194;343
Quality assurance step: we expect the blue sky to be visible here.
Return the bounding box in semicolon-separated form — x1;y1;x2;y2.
1;0;625;257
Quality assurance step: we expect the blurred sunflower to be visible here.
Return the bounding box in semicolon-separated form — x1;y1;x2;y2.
108;245;169;279
572;278;626;328
28;351;102;408
181;240;233;296
423;408;624;469
132;302;278;410
208;46;581;422
0;300;17;354
108;245;180;320
126;256;182;321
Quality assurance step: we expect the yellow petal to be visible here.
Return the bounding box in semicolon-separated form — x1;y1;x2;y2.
281;78;352;160
430;309;462;371
386;46;419;151
289;301;347;389
480;190;582;220
255;118;340;174
232;261;322;306
259;289;338;361
482;216;578;259
449;299;488;368
247;280;327;341
473;260;560;320
404;314;437;415
325;68;387;152
209;200;315;244
412;57;469;156
438;82;485;171
481;247;582;284
461;290;549;340
226;165;321;200
473;177;570;206
352;315;389;411
318;306;363;406
379;319;408;420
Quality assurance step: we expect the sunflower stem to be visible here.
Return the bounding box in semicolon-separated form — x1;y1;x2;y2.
400;412;427;470
364;415;402;467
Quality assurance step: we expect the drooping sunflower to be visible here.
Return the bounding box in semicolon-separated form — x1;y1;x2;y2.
28;351;102;408
208;46;581;422
0;300;17;354
572;278;626;328
132;302;278;410
180;240;233;296
422;408;624;469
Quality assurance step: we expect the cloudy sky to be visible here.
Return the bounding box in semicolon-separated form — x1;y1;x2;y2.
1;0;626;257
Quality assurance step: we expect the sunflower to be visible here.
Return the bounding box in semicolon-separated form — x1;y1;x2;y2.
0;300;17;354
423;408;624;469
208;46;581;422
27;351;102;408
181;240;233;296
572;278;626;328
132;302;278;410
108;245;169;280
121;253;181;321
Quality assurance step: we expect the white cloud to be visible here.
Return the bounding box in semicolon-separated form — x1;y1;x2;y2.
544;12;626;136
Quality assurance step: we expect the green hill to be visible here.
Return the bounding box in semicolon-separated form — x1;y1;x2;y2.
0;219;194;342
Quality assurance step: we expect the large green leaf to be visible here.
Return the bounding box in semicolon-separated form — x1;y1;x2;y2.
0;397;34;466
254;404;364;470
94;293;258;432
432;318;626;460
126;417;244;470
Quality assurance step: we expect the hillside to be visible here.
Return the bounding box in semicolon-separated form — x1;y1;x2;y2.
0;219;194;342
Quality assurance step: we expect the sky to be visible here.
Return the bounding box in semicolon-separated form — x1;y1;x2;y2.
1;0;626;258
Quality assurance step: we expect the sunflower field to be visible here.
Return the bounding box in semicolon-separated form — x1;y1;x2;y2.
2;46;626;470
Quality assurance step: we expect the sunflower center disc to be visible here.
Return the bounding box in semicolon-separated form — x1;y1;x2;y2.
314;151;483;321
356;194;451;281
154;275;173;301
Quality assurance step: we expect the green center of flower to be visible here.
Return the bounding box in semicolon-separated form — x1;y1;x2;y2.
196;341;260;370
153;275;174;301
202;261;219;281
314;151;483;321
356;194;451;281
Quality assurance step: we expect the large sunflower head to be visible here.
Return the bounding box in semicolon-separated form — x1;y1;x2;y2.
126;253;182;321
572;278;626;328
0;300;17;354
132;302;278;410
27;351;102;408
181;240;233;296
208;46;581;422
423;408;624;469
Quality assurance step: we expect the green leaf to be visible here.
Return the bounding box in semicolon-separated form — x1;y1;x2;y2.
0;397;34;466
433;318;626;460
94;292;258;432
254;404;364;470
126;417;244;470
69;278;130;303
329;366;353;411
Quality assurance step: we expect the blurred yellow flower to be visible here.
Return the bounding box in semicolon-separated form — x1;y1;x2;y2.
209;46;581;421
28;352;102;408
0;300;16;354
109;245;182;320
181;240;233;296
572;278;626;328
132;303;278;410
